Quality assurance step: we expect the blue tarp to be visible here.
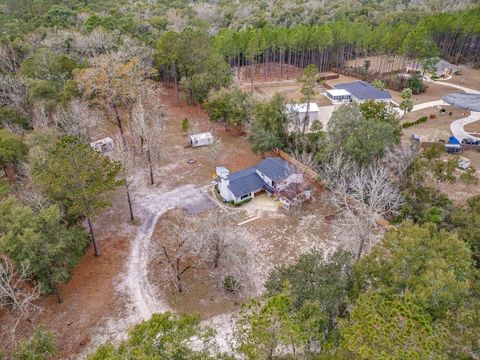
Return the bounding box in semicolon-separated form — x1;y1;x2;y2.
448;136;461;145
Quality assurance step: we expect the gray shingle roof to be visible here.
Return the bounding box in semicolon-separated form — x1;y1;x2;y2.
255;157;290;180
435;59;458;74
226;157;291;198
228;167;264;197
334;81;392;100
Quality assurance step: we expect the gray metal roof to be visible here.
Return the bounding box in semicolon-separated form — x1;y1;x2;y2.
334;81;392;100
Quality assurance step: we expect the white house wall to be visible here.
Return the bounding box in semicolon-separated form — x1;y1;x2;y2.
218;178;234;202
256;170;273;187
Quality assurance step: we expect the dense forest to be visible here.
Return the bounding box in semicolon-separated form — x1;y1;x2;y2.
0;0;480;359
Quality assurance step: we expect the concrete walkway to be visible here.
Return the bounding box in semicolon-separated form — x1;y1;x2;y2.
411;100;445;112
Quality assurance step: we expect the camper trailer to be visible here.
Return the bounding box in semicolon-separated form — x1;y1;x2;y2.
90;137;115;154
189;132;214;148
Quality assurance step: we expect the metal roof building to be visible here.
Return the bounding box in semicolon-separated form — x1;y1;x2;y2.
334;81;392;102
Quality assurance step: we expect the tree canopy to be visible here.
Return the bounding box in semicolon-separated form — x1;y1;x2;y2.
31;136;123;256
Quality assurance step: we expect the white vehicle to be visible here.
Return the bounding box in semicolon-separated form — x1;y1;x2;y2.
90;137;114;153
189;132;214;147
458;156;471;170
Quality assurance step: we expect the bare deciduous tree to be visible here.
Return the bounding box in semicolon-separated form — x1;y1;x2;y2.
131;86;166;185
331;208;381;262
0;42;22;73
155;212;210;293
196;210;254;294
0;255;40;319
75;56;144;147
188;121;201;135
110;135;138;221
73;28;119;60
381;141;420;182
275;172;314;215
321;152;402;260
0;75;29;115
206;137;223;168
56;99;100;142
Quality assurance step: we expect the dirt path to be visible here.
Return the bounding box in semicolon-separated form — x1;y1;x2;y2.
123;184;214;320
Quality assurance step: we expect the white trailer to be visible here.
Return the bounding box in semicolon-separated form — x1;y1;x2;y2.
90;137;114;153
189;132;214;148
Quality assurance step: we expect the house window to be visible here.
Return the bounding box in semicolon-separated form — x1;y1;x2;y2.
240;193;251;200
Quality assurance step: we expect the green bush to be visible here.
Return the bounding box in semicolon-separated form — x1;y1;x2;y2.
223;275;240;292
227;198;252;207
182;118;189;133
402;116;428;128
460;167;478;185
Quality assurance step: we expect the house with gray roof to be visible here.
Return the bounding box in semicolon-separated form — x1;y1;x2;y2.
407;59;458;78
333;81;392;103
216;157;293;203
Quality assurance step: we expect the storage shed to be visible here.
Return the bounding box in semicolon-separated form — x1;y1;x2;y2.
286;103;320;121
90;137;114;153
189;132;214;148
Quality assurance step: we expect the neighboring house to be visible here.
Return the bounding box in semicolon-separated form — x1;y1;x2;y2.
285;102;320;132
407;59;458;78
333;81;392;103
189;132;214;147
90;137;114;153
326;89;352;103
216;157;293;203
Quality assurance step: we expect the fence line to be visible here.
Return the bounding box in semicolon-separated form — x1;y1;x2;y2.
274;148;320;181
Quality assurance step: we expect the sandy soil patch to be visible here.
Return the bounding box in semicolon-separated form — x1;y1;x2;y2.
443;65;480;92
237;63;304;85
147;189;336;322
345;55;409;74
464;121;480;135
239;80;332;107
391;82;464;105
435;151;480;204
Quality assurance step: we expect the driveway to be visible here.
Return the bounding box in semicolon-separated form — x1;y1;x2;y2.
412;80;480;141
411;100;445;112
433;80;480;95
450;111;480;142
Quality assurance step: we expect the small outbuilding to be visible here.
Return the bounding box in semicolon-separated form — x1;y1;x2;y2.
90;137;114;153
189;132;214;148
286;103;320;122
326;89;352;103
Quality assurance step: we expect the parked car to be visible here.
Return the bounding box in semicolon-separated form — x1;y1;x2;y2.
445;144;463;154
462;137;475;144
